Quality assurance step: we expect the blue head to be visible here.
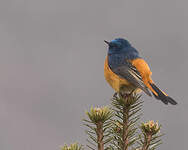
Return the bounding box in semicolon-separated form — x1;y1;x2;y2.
104;38;140;60
104;38;132;53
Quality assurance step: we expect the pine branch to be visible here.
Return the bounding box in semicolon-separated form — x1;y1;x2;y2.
142;133;152;150
96;122;104;150
61;143;83;150
122;105;129;150
111;92;143;150
61;93;165;150
139;121;163;150
84;106;114;150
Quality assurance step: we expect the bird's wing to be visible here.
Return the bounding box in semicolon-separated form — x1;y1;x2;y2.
112;62;152;96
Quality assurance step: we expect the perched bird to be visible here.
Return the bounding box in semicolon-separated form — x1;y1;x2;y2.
104;38;177;105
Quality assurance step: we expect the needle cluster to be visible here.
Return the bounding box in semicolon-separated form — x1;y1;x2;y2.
61;93;163;150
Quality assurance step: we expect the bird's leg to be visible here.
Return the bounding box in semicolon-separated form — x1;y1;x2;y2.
121;90;135;99
129;89;135;96
120;92;129;99
113;92;118;98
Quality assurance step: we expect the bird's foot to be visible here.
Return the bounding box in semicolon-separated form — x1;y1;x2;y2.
121;90;135;99
113;92;118;98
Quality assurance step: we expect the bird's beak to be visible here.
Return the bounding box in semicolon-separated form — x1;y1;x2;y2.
104;40;110;45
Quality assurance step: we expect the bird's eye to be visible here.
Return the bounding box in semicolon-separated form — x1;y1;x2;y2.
109;43;117;48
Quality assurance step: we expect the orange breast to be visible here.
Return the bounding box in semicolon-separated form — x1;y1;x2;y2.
104;56;140;93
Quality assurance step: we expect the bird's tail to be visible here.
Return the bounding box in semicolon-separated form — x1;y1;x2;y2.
149;83;177;105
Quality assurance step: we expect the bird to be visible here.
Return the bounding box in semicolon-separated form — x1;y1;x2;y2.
104;38;177;105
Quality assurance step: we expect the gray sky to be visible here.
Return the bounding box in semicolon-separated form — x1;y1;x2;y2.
0;0;187;150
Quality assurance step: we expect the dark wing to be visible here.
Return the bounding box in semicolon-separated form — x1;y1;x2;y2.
112;62;152;96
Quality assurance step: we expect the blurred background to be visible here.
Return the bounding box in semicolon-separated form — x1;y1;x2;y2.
0;0;187;149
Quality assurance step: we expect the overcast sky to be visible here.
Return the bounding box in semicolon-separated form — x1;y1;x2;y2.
0;0;187;150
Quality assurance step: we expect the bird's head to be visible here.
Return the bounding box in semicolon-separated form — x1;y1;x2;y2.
104;38;131;53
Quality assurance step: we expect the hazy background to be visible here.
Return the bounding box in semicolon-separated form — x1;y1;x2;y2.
0;0;187;150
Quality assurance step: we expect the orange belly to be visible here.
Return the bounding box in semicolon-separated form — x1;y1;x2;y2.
104;56;141;93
